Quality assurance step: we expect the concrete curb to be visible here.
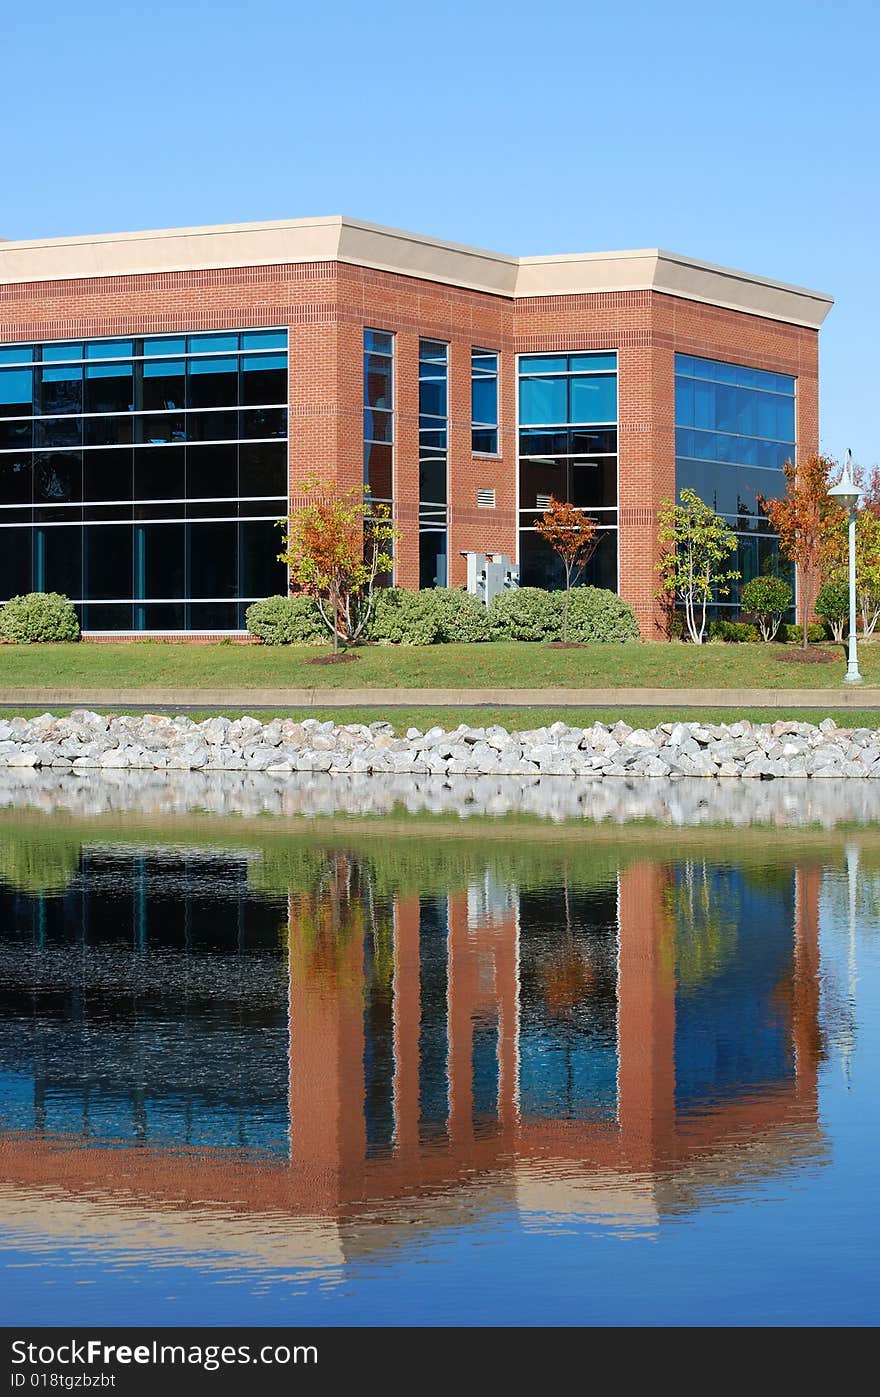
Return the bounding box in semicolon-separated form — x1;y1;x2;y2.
0;686;879;710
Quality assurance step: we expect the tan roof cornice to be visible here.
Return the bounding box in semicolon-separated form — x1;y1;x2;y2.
0;215;833;328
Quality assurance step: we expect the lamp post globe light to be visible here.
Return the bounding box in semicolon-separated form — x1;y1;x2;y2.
829;449;862;684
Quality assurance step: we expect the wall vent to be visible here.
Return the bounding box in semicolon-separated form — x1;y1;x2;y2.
477;487;496;508
535;493;553;510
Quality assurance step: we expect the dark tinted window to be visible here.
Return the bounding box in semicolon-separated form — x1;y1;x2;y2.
0;332;286;629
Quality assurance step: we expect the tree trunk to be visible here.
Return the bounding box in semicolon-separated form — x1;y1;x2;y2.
802;582;810;649
685;596;702;645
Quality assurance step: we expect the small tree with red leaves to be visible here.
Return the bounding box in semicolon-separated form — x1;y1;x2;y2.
534;498;599;642
758;454;835;649
279;478;397;653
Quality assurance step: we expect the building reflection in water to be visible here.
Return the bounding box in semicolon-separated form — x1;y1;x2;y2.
0;834;827;1269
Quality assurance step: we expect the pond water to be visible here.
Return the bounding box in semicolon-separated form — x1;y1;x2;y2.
0;773;878;1327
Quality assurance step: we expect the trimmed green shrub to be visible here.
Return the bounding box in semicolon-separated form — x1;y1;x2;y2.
422;588;491;643
369;589;442;645
708;619;760;643
0;592;79;643
784;622;827;645
559;587;640;643
488;587;561;642
814;580;850;642
368;588;490;645
245;594;326;645
740;574;794;641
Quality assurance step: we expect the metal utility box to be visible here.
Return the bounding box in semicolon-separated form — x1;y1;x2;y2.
461;552;519;606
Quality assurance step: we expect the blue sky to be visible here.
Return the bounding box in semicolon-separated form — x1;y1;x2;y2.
3;0;877;463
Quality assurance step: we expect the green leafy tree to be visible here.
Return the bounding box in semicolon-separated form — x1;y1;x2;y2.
656;489;740;645
823;505;880;639
814;580;850;643
278;478;397;652
855;512;880;637
740;574;793;642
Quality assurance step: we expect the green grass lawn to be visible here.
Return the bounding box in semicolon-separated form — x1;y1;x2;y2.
257;706;880;731
4;707;880;733
0;639;877;690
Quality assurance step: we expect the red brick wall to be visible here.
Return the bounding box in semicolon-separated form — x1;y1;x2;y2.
0;261;819;637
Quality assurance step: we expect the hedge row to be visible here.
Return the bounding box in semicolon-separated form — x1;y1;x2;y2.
0;587;833;648
246;586;641;646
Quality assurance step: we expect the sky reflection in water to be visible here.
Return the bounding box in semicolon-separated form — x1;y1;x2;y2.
0;778;877;1326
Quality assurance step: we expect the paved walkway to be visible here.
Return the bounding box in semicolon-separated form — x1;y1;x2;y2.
1;685;879;710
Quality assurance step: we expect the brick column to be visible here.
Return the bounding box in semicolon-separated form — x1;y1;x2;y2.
287;318;342;508
617;341;675;638
334;315;366;496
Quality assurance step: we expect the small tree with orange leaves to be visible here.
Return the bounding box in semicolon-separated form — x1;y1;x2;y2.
534;497;599;642
759;454;835;649
279;478;397;653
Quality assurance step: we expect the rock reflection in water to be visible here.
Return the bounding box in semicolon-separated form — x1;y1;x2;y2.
2;767;880;828
0;800;835;1307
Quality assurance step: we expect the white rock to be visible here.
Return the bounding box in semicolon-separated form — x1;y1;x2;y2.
7;750;38;767
626;729;656;749
99;750;130;769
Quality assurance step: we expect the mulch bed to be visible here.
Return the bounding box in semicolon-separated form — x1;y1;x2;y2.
307;652;359;666
547;642;585;649
772;647;839;665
